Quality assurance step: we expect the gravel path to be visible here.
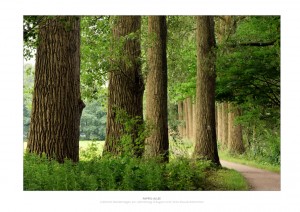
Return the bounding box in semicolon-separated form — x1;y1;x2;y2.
220;160;280;191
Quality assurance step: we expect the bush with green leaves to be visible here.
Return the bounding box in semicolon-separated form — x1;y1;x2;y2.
24;111;247;191
165;158;210;190
245;128;280;166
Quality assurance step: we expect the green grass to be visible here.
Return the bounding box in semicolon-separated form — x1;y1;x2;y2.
203;167;249;190
24;140;105;159
219;150;280;173
78;140;104;148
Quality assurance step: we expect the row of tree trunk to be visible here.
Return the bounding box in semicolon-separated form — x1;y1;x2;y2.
27;16;221;165
178;100;245;154
177;97;196;141
217;102;245;154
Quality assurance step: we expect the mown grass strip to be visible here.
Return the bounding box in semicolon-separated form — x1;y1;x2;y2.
203;167;249;191
218;150;280;173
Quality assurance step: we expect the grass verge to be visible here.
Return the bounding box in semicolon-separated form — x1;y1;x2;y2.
203;167;249;191
218;150;280;173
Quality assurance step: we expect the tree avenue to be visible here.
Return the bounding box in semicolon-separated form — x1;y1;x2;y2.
23;16;280;191
145;16;169;162
103;16;145;157
27;16;84;163
193;16;220;165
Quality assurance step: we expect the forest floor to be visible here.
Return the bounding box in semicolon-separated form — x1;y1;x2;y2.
220;160;280;191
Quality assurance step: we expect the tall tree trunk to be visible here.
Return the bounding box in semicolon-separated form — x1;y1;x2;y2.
145;16;169;162
27;16;84;163
224;16;237;36
215;104;218;141
182;100;187;138
185;98;189;140
178;101;184;137
185;98;190;139
217;17;226;43
217;102;223;144
193;16;220;165
187;97;193;140
228;103;245;154
192;102;196;141
104;16;144;157
222;102;229;148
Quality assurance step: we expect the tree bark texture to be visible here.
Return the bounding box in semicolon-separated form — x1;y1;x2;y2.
192;103;196;141
184;98;190;139
215;104;218;141
104;16;144;157
187;97;193;140
217;102;223;143
216;16;237;45
182;99;187;138
178;101;184;137
27;16;84;163
225;16;237;36
222;102;229;148
145;16;169;162
228;103;245;154
193;16;220;165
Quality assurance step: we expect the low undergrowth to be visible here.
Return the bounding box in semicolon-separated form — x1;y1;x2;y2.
24;153;211;191
24;141;249;191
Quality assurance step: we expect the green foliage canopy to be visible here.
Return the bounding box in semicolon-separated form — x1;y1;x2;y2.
167;16;197;102
216;16;280;108
80;16;111;100
80;100;107;141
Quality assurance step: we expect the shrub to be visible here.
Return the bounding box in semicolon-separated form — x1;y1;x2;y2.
24;150;212;191
24;141;247;191
165;158;210;190
120;157;164;190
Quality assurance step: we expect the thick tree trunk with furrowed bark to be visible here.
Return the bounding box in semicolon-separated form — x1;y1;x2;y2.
193;16;220;165
27;16;84;163
104;16;145;157
145;16;169;162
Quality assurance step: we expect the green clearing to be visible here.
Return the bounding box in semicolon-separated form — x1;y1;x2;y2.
24;140;105;158
203;168;249;191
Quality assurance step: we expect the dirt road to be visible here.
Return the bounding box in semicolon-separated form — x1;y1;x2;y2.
220;160;280;191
